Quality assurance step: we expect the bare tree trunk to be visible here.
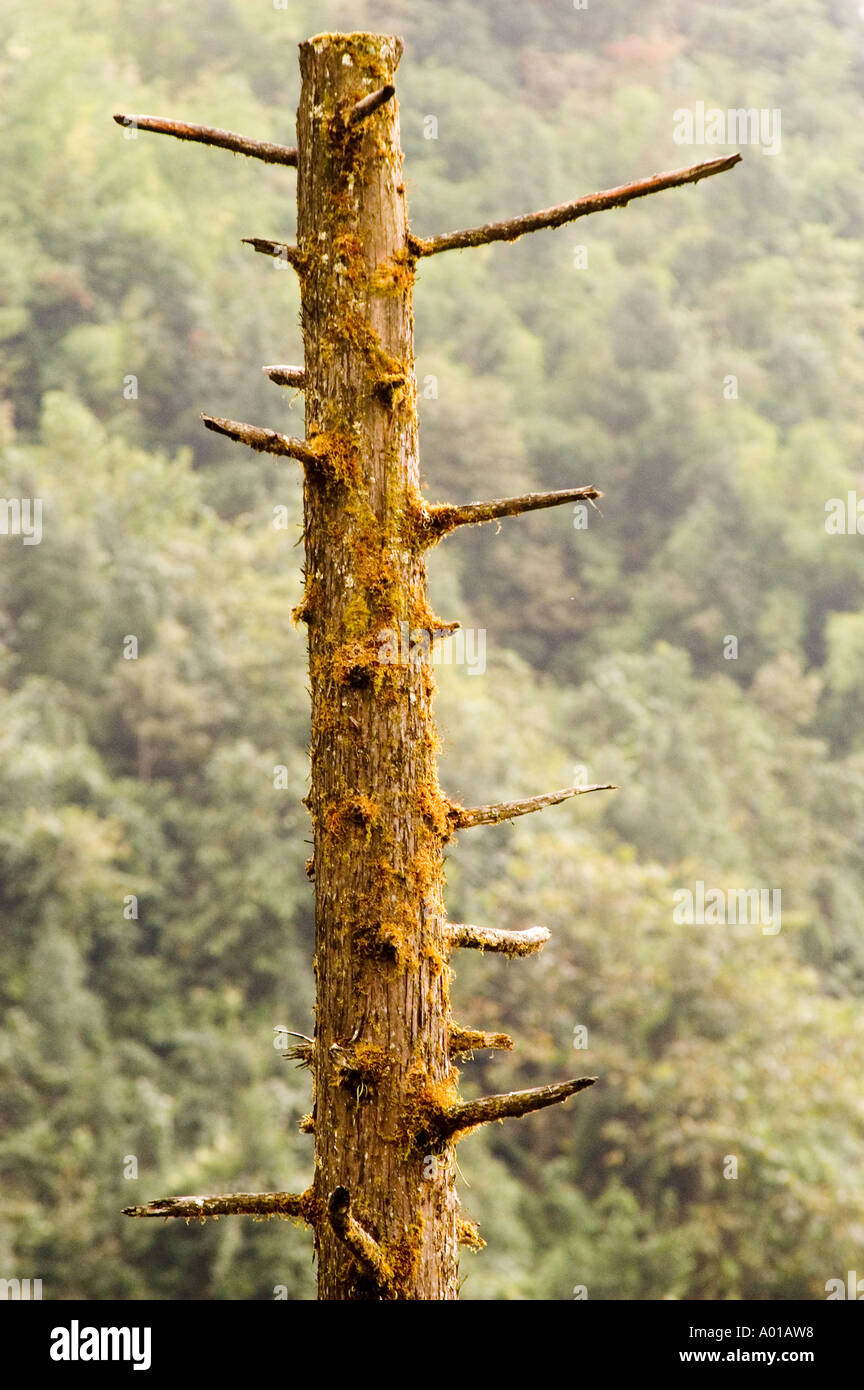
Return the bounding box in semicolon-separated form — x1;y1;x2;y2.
117;28;740;1301
297;31;458;1301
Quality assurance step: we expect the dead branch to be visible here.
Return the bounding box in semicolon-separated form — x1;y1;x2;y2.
327;1186;396;1297
264;364;306;389
347;85;396;126
449;783;616;830
449;1026;514;1056
445;923;550;957
242;238;306;270
419;485;602;541
201;413;317;465
122;1191;309;1220
437;1077;597;1141
410;154;742;256
113;114;297;166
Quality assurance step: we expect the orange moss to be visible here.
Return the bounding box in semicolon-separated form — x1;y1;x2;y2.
297;1186;322;1226
383;1214;425;1294
332;229;366;286
353;907;418;969
327;636;378;685
417;779;451;838
339;309;406;393
401;1067;460;1153
420;938;447;979
331;1042;396;1101
292;574;321;626
370;249;416;296
449;1026;514;1056
308;429;363;488
324;792;379;839
407;841;441;902
456;1217;485;1251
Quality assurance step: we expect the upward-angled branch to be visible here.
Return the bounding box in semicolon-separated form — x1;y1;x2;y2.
347;85;396;126
446;923;550;957
419;485;602;542
410;154;741;256
201;413;317;465
122;1191;310;1220
449;783;616;830
113;114;298;166
432;1078;597;1143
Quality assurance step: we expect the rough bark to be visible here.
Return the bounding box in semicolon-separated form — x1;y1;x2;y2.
297;32;459;1302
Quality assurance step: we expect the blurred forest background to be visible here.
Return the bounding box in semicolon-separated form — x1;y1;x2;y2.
1;0;864;1300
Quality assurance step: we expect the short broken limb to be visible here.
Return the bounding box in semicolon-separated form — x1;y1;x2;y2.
449;783;616;830
410;154;742;256
201;413;317;465
122;1191;309;1220
419;485;602;541
242;238;306;270
347;85;396;126
264;364;306;389
113;114;298;166
446;923;550;958
437;1077;597;1142
327;1187;396;1297
449;1026;514;1056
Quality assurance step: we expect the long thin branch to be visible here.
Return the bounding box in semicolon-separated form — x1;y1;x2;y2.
347;85;396;126
201;413;317;465
449;783;616;830
327;1187;396;1296
241;238;305;270
410;154;741;256
122;1191;308;1220
113;114;298;166
438;1077;597;1141
420;485;602;541
446;923;550;958
264;365;306;389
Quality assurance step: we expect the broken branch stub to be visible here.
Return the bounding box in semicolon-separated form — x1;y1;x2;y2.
445;923;550;957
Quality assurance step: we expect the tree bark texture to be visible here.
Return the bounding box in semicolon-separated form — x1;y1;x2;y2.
297;32;459;1301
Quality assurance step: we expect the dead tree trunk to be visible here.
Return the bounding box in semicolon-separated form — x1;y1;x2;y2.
117;30;740;1300
297;32;460;1301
